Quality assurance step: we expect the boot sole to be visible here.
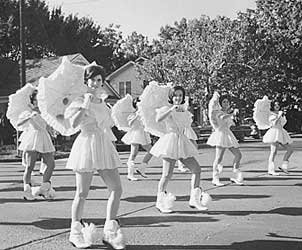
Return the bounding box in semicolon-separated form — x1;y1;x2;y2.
189;205;208;211
155;207;173;214
230;179;244;185
69;241;91;249
278;167;289;174
102;239;126;250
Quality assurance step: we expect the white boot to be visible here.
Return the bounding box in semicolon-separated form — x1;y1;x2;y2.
189;187;209;211
32;182;56;199
127;161;138;181
156;191;175;213
136;162;148;178
268;162;280;176
23;184;35;200
230;169;244;185
69;221;91;249
212;171;224;186
103;220;126;250
279;161;289;174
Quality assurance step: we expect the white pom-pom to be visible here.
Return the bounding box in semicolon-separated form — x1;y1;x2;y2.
81;223;98;245
201;192;212;206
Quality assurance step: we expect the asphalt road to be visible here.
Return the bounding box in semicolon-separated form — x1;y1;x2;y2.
0;139;302;250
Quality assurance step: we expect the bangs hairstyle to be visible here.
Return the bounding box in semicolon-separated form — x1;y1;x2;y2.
84;65;106;85
168;86;186;104
132;97;141;109
30;90;38;105
219;94;231;106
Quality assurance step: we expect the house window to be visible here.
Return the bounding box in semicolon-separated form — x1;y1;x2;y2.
119;81;131;96
119;82;124;96
126;81;131;94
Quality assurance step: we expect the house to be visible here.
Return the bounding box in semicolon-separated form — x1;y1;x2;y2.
106;57;147;98
0;53;120;114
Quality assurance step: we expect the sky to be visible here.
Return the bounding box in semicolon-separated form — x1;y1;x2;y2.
46;0;256;40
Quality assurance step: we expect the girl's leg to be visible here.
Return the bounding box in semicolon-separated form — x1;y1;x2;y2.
180;157;201;189
127;144;139;181
180;157;209;210
98;169;126;249
228;147;242;171
23;151;38;200
279;143;294;173
41;152;55;183
136;144;153;178
141;144;152;164
69;172;93;248
23;151;38;185
128;144;139;162
71;172;93;222
98;168;122;221
158;158;175;193
156;158;176;213
228;147;244;185
268;143;279;175
212;147;226;186
31;152;56;199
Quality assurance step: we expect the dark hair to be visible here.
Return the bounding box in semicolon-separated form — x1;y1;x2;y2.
30;90;38;105
219;94;231;106
132;97;140;109
168;86;186;104
84;65;106;85
271;100;281;111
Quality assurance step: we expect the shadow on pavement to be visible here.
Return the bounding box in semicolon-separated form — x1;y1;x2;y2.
0;215;218;230
122;239;302;250
206;207;302;216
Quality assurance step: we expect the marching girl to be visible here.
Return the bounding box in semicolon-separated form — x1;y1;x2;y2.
121;97;153;181
150;86;210;213
65;65;126;249
207;92;244;186
263;100;294;175
17;90;56;200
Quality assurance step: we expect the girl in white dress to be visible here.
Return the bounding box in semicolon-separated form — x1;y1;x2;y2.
151;86;210;213
17;90;56;200
65;65;126;249
207;93;243;186
262;101;294;175
121;97;152;181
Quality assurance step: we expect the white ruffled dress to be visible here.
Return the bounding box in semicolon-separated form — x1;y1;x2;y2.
100;104;117;142
207;111;239;148
263;112;293;144
65;98;122;172
18;111;55;153
150;106;198;160
121;113;151;145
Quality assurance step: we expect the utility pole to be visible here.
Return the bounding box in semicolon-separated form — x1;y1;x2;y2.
17;0;26;155
19;0;26;88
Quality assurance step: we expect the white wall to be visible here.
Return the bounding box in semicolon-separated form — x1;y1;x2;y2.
109;65;144;98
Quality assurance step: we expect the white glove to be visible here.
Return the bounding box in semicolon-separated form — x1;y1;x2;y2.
82;93;93;109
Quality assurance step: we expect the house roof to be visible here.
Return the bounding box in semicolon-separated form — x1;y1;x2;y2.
106;57;147;81
106;60;136;81
0;53;120;100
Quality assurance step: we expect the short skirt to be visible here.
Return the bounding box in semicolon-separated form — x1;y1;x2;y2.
150;132;199;160
66;130;122;172
207;129;239;148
